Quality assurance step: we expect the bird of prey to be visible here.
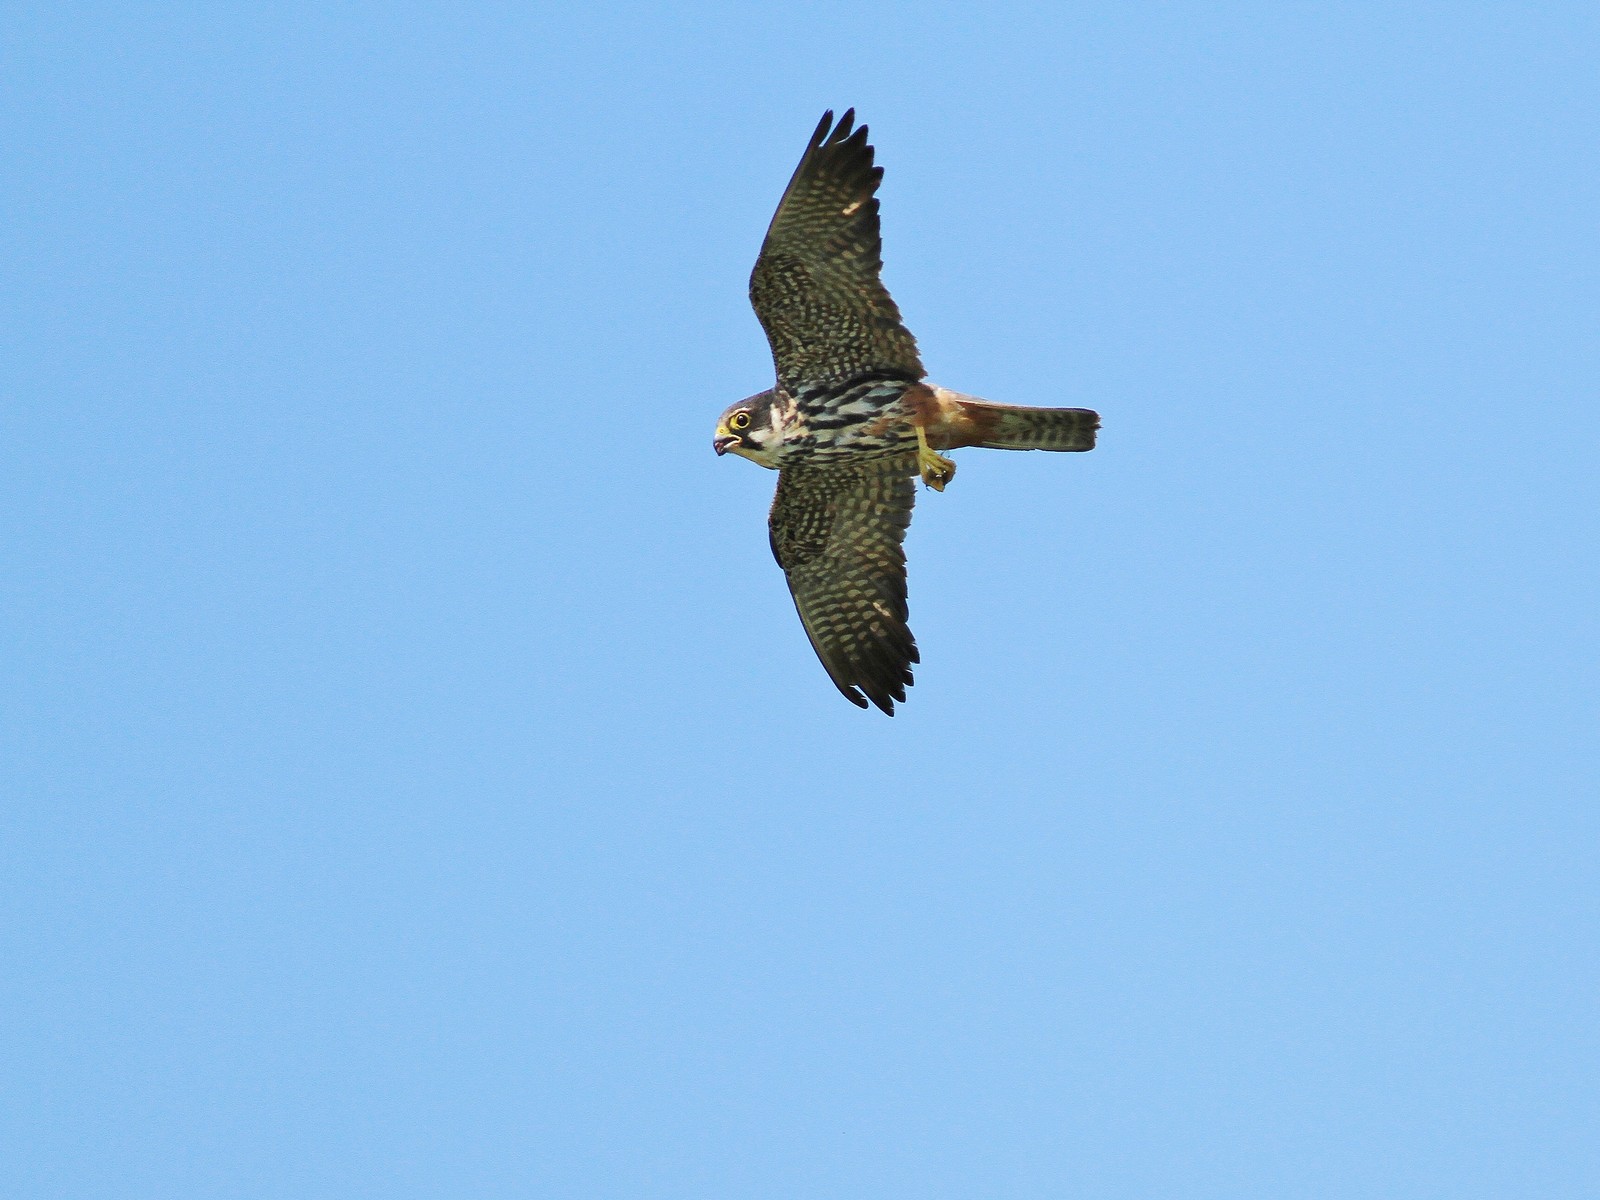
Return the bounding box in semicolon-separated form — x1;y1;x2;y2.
713;109;1099;714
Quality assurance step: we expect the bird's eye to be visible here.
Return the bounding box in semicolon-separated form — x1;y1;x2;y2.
729;411;751;431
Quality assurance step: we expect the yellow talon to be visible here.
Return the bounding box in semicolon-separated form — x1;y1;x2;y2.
916;425;956;491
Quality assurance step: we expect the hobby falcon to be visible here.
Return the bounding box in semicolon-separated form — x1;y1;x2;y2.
714;109;1099;714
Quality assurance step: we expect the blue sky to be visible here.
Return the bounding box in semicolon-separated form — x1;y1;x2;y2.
5;3;1596;1196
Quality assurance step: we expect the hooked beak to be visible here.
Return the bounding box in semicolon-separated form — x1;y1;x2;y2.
713;434;740;456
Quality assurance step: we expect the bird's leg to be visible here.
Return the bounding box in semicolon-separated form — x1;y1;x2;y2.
915;424;956;492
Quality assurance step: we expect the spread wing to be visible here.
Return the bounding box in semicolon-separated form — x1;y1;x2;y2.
750;109;924;392
768;458;920;714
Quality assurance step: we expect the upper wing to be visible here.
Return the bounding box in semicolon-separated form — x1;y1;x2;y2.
749;109;924;392
768;457;920;714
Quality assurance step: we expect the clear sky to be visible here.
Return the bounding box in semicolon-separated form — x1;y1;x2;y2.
5;3;1596;1196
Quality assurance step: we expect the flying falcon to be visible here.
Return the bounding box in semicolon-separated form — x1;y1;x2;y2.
713;109;1099;714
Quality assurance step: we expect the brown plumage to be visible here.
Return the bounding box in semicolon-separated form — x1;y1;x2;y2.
713;110;1100;714
749;110;923;390
768;459;919;714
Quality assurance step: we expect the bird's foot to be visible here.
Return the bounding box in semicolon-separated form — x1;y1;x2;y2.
916;427;956;492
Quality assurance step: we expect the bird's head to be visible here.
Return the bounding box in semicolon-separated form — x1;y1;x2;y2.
713;390;780;467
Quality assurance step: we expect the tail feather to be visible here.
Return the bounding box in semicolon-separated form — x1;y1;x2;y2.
915;385;1101;453
963;401;1100;452
920;386;1096;452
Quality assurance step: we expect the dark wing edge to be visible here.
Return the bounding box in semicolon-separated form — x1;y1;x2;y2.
768;461;920;715
749;109;924;389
